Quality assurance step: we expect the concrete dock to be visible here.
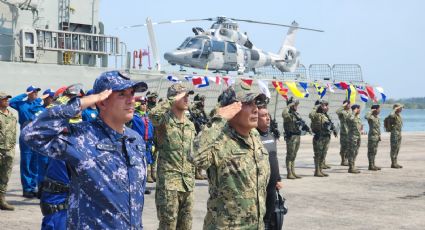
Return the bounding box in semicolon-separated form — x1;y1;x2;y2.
1;132;424;230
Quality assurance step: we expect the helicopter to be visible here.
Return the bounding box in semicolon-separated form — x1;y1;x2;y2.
120;16;323;74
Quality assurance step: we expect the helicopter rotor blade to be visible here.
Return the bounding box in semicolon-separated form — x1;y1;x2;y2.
117;18;214;29
229;18;324;32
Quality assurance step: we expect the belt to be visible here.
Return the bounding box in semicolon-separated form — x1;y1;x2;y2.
41;179;70;194
40;202;68;216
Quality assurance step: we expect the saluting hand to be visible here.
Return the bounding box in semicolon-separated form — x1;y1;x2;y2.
217;102;242;120
80;89;112;110
175;92;187;101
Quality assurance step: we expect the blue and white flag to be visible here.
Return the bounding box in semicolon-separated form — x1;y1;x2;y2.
167;75;181;83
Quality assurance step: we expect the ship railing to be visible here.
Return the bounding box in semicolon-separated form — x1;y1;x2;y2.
35;29;120;55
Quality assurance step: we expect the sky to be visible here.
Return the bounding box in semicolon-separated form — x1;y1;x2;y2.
99;0;425;99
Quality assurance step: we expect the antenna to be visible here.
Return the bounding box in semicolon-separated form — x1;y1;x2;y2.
146;17;160;71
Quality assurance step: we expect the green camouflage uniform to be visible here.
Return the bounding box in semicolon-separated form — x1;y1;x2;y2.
388;109;403;168
192;116;270;229
336;106;351;165
309;105;332;177
0;109;17;194
189;102;209;180
365;111;381;170
347;113;362;173
282;107;301;179
149;98;196;230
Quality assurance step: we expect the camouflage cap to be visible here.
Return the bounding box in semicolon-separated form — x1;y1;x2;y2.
146;91;159;99
315;99;328;106
0;92;12;100
286;96;299;107
167;83;194;99
351;104;360;110
93;70;148;94
218;81;267;107
194;94;206;102
393;103;404;109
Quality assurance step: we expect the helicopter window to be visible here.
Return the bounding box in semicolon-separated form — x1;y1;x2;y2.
250;50;260;61
185;38;204;49
227;42;237;53
178;37;191;50
211;41;225;52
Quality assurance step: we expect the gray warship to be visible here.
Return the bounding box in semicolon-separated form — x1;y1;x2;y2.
0;0;365;126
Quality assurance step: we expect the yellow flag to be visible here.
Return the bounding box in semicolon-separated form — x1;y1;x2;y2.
346;84;357;104
285;81;305;98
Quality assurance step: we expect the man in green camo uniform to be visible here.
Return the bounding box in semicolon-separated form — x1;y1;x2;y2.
336;100;351;166
347;104;363;174
310;100;336;177
0;92;17;211
146;91;159;182
282;97;302;179
365;104;382;171
188;94;208;180
192;81;270;229
149;84;196;230
388;103;404;168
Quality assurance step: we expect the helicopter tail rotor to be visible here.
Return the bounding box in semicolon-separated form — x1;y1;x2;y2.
275;21;300;72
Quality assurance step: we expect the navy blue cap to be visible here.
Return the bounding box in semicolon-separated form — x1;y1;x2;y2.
42;89;55;98
93;71;148;94
351;104;360;110
26;85;41;93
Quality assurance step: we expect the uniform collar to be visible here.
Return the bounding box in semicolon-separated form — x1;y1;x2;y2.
226;123;256;149
95;119;125;142
0;109;12;116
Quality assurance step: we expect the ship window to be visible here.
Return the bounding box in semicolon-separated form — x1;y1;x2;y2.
227;42;237;53
211;41;225;52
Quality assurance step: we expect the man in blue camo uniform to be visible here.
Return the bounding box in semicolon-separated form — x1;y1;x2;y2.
39;84;85;230
21;71;149;229
9;85;43;197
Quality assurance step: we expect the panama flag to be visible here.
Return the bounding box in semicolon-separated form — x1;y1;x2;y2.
375;86;386;103
167;75;181;83
366;86;377;102
192;76;209;88
355;85;369;103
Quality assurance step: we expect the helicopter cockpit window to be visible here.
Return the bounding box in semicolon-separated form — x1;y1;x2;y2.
211;41;225;52
227;42;237;53
178;37;191;50
185;38;204;49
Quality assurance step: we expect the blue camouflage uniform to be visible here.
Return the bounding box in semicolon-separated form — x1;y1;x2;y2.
82;107;98;122
9;88;43;193
40;159;69;230
22;71;149;229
